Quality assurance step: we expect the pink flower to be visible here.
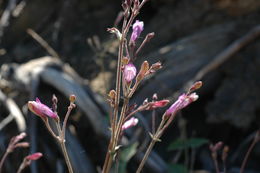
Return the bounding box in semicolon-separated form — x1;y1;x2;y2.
28;98;58;119
146;100;170;110
124;63;137;83
130;20;144;42
165;93;198;116
26;152;43;161
122;117;138;130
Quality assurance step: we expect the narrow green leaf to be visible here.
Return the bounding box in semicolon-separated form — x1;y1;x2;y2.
168;138;208;151
187;138;208;148
168;164;188;173
168;139;189;150
118;143;138;173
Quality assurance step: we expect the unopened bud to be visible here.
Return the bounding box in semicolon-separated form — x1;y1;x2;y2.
210;141;223;152
15;142;30;148
136;61;149;82
122;57;129;65
150;61;162;72
147;99;170;110
26;152;43;161
122;1;128;10
222;145;229;161
69;95;76;102
107;27;122;40
52;94;58;104
145;32;155;42
143;98;148;105
189;81;202;93
108;90;116;100
152;93;158;101
126;0;132;6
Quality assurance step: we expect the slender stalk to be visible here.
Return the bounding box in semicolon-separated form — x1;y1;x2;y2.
212;157;220;173
136;137;157;173
44;119;58;140
103;98;129;173
56;120;74;173
16;162;25;173
152;110;156;134
59;140;74;173
102;38;125;173
240;134;259;173
102;10;129;173
62;103;74;139
0;151;9;173
136;117;166;173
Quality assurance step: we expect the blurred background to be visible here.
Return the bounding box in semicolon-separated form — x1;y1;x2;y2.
0;0;259;172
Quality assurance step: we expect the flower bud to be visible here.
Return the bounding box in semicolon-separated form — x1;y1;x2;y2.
189;81;203;93
150;61;162;73
28;98;58;119
165;93;199;116
108;90;116;100
107;27;122;40
152;93;158;101
147;100;170;110
136;61;149;82
15;142;30;148
26;152;43;161
145;32;155;42
122;117;138;130
69;94;76;102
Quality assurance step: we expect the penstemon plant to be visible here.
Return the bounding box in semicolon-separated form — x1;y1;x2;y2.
26;1;202;173
27;95;76;173
103;0;202;173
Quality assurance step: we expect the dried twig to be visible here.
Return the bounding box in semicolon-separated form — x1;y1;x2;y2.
0;89;26;132
0;0;17;41
27;28;60;58
185;25;260;90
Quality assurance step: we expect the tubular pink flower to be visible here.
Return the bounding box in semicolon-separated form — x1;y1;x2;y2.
165;93;198;116
26;152;43;161
28;98;58;119
124;63;137;83
122;117;138;130
130;20;144;42
146;100;170;110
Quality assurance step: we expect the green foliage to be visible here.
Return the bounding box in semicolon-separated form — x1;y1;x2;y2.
168;138;208;151
168;163;188;173
118;143;138;173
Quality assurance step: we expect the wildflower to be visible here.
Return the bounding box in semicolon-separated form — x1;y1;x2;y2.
124;63;137;83
165;93;198;116
122;117;138;130
26;152;43;161
130;20;144;42
28;98;58;119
